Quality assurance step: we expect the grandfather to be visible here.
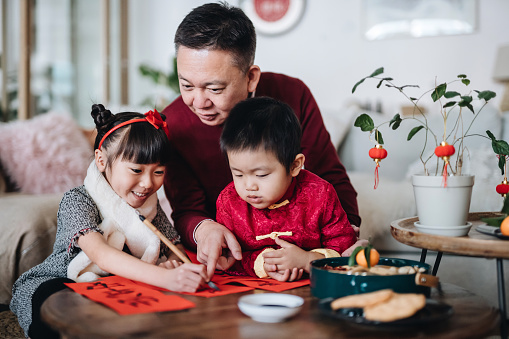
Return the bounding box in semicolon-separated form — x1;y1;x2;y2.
162;2;361;278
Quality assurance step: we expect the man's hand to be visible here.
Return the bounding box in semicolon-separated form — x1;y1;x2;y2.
194;220;242;278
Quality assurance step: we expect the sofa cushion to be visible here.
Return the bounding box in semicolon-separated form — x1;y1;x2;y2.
0;112;93;194
0;193;61;304
0;166;6;194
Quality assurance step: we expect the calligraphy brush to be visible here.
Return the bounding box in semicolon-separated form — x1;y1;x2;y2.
136;211;221;291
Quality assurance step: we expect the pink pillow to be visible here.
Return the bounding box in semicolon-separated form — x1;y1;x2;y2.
0;112;93;194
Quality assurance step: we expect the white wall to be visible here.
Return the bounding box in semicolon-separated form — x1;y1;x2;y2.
126;0;509;120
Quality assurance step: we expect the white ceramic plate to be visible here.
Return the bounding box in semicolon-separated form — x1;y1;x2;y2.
414;221;472;237
237;293;304;323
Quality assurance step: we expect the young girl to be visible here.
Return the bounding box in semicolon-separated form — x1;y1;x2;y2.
10;104;207;338
217;97;357;282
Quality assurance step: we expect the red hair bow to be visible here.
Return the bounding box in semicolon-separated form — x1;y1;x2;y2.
145;109;170;140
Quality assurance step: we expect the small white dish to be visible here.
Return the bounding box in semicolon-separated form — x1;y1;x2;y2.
414;221;472;237
237;293;304;323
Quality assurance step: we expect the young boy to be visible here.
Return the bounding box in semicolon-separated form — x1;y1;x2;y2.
217;97;357;282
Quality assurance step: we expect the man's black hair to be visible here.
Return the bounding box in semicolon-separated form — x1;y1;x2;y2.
174;2;256;73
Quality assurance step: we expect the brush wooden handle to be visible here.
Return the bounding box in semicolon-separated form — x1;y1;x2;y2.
141;219;191;264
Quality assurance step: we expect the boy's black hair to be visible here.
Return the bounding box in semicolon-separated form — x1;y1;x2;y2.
91;104;171;168
174;2;256;74
220;97;302;172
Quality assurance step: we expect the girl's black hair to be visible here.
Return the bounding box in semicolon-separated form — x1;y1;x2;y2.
91;104;170;168
220;97;301;172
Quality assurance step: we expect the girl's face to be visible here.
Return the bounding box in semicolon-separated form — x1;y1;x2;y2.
95;150;165;209
227;148;304;209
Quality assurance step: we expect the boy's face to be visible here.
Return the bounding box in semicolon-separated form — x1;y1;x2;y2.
228;148;294;209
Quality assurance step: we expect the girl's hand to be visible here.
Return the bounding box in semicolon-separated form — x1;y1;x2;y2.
166;243;190;263
262;237;317;273
162;263;208;293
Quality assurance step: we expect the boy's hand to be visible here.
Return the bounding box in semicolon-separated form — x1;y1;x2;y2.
265;267;304;282
262;237;319;274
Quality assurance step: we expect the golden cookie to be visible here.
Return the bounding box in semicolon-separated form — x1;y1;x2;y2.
330;289;394;310
364;293;426;322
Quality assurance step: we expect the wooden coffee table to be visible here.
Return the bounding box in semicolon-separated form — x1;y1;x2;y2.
391;212;509;339
41;282;498;338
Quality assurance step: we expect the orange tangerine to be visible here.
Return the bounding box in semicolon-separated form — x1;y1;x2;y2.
501;216;509;236
356;248;380;268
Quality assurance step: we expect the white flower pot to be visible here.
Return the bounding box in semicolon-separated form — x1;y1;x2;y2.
412;174;475;227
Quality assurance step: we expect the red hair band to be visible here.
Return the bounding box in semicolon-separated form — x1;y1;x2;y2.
98;109;170;150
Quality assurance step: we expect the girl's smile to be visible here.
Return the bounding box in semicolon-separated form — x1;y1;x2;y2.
95;149;166;209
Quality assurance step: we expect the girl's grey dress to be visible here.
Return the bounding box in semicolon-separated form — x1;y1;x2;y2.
10;185;179;336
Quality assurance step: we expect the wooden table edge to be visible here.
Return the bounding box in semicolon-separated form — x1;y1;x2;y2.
390;212;509;259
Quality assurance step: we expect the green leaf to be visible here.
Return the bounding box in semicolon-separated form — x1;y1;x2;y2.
480;216;505;227
444;91;460;98
354;114;375;132
369;67;384;77
443;101;456;108
408;125;425;140
477;90;496;102
461;79;471;86
458;96;474;113
431;83;447;102
376;77;394;88
457;74;467;79
410;97;418;101
365;244;373;268
389;114;402;130
502;196;509;214
374;129;384;145
487;130;496;141
352;78;366;93
492;139;509;156
487;130;509;174
348;246;364;266
352;67;385;93
499;156;506;176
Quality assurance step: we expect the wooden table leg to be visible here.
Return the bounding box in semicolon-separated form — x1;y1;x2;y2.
497;258;508;339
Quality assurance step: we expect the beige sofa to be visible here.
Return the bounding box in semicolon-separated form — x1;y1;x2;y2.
0;173;62;304
0;113;95;305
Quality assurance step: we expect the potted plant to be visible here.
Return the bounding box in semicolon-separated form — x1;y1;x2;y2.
352;67;509;234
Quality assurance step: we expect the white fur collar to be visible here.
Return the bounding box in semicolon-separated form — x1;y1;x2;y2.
67;161;160;282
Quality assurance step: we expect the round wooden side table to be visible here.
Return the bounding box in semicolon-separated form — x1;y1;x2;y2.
391;212;509;339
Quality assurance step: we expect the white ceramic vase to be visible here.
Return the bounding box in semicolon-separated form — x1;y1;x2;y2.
412;174;475;227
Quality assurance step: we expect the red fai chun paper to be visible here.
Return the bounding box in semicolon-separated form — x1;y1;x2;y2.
65;275;195;315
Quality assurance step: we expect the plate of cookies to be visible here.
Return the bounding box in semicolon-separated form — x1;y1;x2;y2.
318;289;453;328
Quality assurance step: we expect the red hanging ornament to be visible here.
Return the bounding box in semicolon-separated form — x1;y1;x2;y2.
496;180;509;197
434;141;455;187
369;144;388;189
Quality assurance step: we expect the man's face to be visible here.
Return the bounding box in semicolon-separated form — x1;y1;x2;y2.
176;47;259;126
